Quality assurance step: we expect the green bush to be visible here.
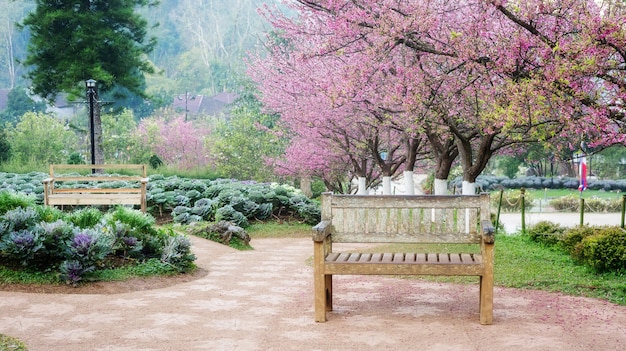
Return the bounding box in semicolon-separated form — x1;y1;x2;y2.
527;220;566;246
0;191;36;215
572;227;626;273
550;195;579;211
560;225;597;254
550;196;622;213
66;208;104;228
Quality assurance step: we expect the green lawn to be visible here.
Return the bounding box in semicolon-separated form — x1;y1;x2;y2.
513;188;624;200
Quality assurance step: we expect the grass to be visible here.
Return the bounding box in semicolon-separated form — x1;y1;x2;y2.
510;188;624;200
358;234;625;306
0;334;26;351
0;258;185;286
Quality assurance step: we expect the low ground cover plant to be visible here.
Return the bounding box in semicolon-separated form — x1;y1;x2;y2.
527;221;626;273
0;192;196;285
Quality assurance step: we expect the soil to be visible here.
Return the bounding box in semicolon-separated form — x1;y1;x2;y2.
1;236;625;351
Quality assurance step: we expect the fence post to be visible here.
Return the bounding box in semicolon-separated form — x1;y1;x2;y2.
495;189;503;234
520;187;526;234
579;198;585;227
622;195;626;229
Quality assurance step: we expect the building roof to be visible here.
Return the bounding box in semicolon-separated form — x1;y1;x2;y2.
171;92;238;116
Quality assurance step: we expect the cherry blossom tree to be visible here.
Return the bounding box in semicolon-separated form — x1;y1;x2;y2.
136;116;212;170
252;0;626;194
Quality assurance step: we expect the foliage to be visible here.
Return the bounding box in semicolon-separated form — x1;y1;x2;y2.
495;234;626;306
160;231;196;272
20;0;156;99
7;112;78;165
100;109;138;163
136;116;212;170
571;227;626;273
0;334;27;351
187;221;252;250
66;208;104;229
457;175;626;192
561;226;598;254
0;199;196;285
527;221;567;246
0;129;10;164
0;191;36;215
550;196;623;213
212;86;287;182
0;87;47;125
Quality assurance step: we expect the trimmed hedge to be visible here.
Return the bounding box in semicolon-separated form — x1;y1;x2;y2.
450;175;626;192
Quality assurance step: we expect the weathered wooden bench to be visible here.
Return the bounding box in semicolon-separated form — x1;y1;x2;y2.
313;193;495;324
42;164;148;213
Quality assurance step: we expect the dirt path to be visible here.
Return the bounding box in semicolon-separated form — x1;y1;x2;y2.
1;236;625;351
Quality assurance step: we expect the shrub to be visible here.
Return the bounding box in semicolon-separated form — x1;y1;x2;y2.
67;208;104;228
572;227;626;272
1;207;40;231
160;232;196;272
527;221;566;246
560;225;597;255
215;205;249;228
0;191;36;215
550;195;580;212
0;229;45;266
64;228;113;268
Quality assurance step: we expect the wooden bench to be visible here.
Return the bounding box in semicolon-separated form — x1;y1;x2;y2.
42;164;148;213
312;193;495;324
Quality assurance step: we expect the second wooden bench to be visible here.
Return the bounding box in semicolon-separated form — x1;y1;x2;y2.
42;164;149;213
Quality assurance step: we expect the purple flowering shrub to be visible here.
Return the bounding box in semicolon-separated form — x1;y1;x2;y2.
59;260;95;286
0;196;196;285
64;228;113;268
0;229;45;266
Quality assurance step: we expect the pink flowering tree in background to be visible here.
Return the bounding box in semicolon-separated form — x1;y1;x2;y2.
136;116;212;170
250;0;626;194
250;2;433;194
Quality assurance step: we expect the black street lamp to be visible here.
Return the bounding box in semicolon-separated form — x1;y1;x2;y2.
85;79;97;169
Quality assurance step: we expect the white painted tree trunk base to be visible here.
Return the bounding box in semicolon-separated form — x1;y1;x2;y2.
403;171;415;195
382;176;392;195
358;177;367;195
434;179;448;195
462;181;476;195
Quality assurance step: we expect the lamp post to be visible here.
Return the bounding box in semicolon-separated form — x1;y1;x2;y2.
85;79;97;170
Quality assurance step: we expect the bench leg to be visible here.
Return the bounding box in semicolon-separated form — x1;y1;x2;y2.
315;272;330;322
325;274;333;311
479;275;493;325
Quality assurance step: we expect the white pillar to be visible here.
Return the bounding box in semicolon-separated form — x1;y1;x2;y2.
434;178;448;195
403;171;415;195
358;177;367;195
462;181;476;195
382;176;392;195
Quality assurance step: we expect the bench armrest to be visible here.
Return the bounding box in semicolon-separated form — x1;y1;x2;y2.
312;220;332;242
481;219;495;244
140;178;149;183
42;178;54;184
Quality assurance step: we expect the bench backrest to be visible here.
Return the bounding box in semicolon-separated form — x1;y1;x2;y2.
320;193;491;244
49;164;147;181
